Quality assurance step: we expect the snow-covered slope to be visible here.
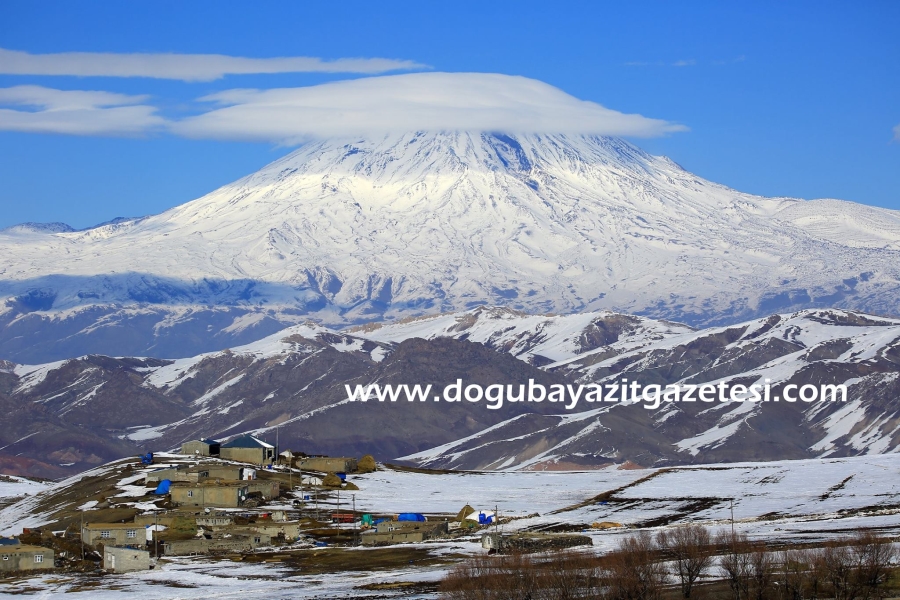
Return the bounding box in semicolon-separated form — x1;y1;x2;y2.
4;306;900;475
2;132;900;363
349;306;693;365
399;308;900;470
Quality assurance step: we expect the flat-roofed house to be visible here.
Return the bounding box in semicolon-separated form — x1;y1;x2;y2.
360;520;449;546
170;481;249;508
0;543;55;572
220;435;275;465
81;523;147;548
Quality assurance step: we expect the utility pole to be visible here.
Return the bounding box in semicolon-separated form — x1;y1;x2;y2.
352;494;357;547
81;512;85;561
730;499;735;536
155;511;159;558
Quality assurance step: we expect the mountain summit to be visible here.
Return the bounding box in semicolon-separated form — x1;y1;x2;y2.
2;132;900;361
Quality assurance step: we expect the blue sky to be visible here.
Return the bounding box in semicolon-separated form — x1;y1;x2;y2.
0;0;898;229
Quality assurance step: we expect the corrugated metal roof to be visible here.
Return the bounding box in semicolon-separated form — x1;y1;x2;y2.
221;435;274;449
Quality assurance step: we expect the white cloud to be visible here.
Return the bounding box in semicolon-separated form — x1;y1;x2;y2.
173;72;687;143
0;85;165;136
894;123;900;142
0;48;424;81
672;59;697;67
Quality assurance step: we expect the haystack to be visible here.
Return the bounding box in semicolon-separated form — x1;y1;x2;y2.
456;504;475;521
358;454;377;473
321;473;343;487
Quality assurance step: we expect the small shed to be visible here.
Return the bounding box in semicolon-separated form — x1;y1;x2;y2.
181;438;221;456
104;546;151;573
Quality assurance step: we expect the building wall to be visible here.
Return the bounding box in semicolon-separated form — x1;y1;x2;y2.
247;480;280;500
171;484;247;508
181;441;218;456
220;447;269;465
231;522;301;542
196;515;234;527
296;457;357;473
0;546;54;571
205;465;242;480
363;521;448;546
145;466;190;484
82;525;147;548
361;531;427;546
104;547;151;573
163;534;270;556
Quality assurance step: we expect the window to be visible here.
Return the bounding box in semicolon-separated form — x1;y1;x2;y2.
100;530;111;539
126;529;136;538
187;490;194;497
34;554;43;563
254;537;261;544
2;555;8;560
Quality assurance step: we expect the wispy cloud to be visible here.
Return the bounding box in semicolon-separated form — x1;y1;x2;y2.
173;73;688;142
0;48;425;81
0;85;165;136
893;123;900;142
629;56;744;67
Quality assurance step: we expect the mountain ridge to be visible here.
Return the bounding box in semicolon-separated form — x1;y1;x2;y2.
2;306;898;479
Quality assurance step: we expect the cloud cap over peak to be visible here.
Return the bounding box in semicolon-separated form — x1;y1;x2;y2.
174;72;687;142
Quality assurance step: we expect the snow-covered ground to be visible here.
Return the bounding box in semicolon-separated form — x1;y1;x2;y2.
0;474;51;503
3;454;900;598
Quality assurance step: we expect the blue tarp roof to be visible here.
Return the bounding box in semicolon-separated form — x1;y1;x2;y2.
154;479;171;495
397;513;426;522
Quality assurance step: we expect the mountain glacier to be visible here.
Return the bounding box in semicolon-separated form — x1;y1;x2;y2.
2;132;900;362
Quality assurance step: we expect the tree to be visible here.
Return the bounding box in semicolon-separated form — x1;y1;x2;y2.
605;531;666;600
657;524;713;599
718;531;753;600
851;530;896;600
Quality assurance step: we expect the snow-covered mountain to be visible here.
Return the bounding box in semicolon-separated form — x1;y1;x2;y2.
2;132;900;363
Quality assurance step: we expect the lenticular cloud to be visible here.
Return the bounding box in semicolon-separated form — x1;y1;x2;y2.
174;72;687;143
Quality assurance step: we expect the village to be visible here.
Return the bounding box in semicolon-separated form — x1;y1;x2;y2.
3;446;900;597
0;435;562;577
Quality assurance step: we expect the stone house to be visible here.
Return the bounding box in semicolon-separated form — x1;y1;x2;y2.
163;532;272;556
170;481;249;508
82;523;147;548
0;543;55;572
361;520;448;546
